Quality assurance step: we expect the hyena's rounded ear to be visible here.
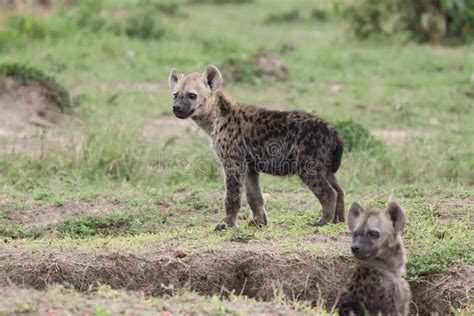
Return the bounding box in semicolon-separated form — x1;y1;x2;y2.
169;68;182;92
203;64;222;92
348;202;364;231
386;201;406;233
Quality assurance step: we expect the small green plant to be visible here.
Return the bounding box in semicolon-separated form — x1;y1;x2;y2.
0;222;43;239
311;8;328;22
0;62;73;110
228;228;256;243
13;303;38;313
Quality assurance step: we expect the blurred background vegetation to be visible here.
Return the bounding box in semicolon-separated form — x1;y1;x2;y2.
346;0;474;44
0;0;472;189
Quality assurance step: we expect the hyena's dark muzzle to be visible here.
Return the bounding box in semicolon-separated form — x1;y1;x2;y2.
173;99;195;119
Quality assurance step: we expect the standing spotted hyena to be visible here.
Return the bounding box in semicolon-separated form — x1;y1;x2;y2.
337;201;411;316
168;65;345;230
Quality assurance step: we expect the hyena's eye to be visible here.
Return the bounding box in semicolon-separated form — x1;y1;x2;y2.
173;93;178;99
368;230;380;239
188;92;197;100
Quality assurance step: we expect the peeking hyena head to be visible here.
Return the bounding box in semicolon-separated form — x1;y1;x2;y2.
168;65;223;119
348;201;406;260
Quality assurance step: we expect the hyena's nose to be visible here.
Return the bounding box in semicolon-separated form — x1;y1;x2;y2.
351;244;360;254
173;104;182;112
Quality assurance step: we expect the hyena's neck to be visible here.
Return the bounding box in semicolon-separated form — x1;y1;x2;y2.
192;91;236;136
362;240;407;277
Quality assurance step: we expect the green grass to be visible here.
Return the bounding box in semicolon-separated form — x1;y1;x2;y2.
0;284;328;316
0;0;473;313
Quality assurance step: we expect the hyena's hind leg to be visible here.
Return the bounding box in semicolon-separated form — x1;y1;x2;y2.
244;169;268;227
328;173;345;223
299;173;337;226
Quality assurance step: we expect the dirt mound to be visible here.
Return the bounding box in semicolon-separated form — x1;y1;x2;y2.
0;249;349;309
411;265;474;315
0;77;64;137
252;50;288;81
222;50;288;82
1;246;471;314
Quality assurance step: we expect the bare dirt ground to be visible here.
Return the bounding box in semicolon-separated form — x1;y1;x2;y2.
371;129;432;145
6;198;124;227
1;244;472;315
436;197;474;227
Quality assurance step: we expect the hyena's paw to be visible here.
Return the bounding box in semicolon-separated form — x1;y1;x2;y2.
248;213;268;228
248;218;267;228
313;218;331;227
214;222;229;231
214;218;236;231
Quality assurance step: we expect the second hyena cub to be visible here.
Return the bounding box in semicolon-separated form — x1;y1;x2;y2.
337;201;411;316
168;65;344;230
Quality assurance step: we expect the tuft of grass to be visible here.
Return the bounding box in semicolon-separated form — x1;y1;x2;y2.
54;212;140;238
227;228;256;243
406;220;474;281
265;9;300;24
0;222;43;239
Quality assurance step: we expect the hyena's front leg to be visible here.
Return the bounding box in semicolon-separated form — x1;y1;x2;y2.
245;169;268;227
215;169;243;231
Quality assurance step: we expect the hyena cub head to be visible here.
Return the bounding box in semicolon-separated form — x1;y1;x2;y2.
168;65;223;119
348;201;406;261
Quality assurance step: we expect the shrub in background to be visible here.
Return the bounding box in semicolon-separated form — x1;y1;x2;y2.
334;120;384;152
124;9;166;40
345;0;474;44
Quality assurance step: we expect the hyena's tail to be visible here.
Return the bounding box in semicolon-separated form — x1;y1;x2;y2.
331;134;344;173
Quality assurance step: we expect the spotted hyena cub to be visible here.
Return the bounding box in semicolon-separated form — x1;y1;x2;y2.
337;201;411;316
168;65;344;230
